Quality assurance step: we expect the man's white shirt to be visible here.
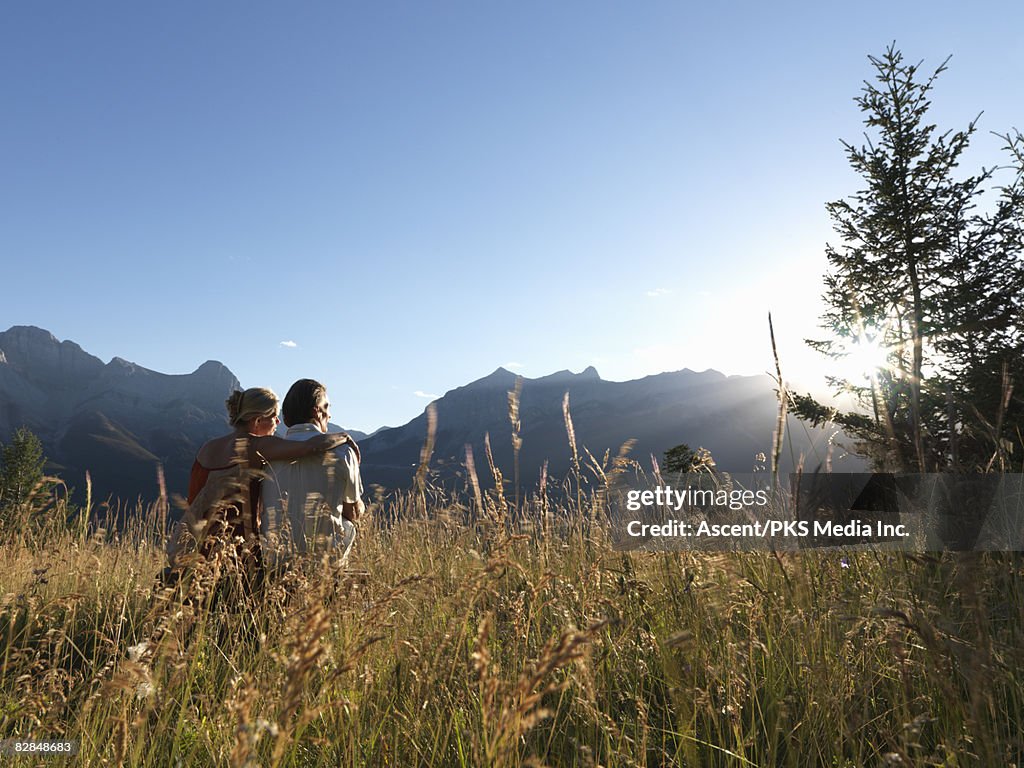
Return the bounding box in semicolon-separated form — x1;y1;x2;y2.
262;423;363;565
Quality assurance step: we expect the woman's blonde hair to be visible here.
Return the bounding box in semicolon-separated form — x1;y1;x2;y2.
226;387;279;426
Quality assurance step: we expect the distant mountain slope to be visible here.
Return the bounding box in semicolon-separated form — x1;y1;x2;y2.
0;325;239;504
358;366;864;490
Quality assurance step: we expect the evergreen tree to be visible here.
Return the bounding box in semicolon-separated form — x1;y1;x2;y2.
792;46;1023;472
0;427;47;511
663;443;697;474
663;443;716;474
933;131;1024;470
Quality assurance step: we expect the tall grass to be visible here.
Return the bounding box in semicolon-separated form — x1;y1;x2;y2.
0;455;1022;766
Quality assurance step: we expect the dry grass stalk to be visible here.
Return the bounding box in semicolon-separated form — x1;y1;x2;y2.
562;392;578;469
475;610;610;766
768;311;788;481
465;444;485;522
484;432;509;528
408;402;439;521
508;376;523;508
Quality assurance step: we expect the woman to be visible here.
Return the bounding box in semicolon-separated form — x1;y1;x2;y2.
168;387;351;589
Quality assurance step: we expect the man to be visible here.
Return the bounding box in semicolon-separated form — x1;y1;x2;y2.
262;378;364;567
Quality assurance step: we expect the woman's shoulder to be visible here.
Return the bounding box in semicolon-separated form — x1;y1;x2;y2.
195;437;221;467
196;433;247;468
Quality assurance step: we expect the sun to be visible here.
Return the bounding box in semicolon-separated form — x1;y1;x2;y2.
833;335;890;383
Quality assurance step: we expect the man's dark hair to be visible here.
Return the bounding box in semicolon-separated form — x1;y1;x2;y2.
281;378;326;428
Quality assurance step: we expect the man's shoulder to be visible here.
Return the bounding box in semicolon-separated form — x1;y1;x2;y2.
267;425;321;471
284;424;320;442
332;442;359;462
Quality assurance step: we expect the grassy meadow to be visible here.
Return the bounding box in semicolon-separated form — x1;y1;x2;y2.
1;461;1022;768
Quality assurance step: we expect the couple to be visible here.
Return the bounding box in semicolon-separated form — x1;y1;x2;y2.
170;378;363;585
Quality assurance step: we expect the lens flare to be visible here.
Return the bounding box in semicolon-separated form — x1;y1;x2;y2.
836;335;889;382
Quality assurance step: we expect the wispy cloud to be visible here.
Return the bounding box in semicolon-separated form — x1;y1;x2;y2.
646;288;671;297
414;390;440;399
503;361;524;370
279;340;298;348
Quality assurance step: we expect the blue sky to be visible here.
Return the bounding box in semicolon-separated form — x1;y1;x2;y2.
2;2;1022;432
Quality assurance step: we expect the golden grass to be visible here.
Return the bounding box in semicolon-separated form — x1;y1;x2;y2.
0;482;1022;767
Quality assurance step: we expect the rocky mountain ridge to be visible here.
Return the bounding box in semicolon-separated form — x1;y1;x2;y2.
1;325;861;506
357;364;859;490
0;325;240;503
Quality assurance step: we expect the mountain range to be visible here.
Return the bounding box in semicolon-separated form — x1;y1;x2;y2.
0;325;862;506
0;325;240;505
358;365;863;490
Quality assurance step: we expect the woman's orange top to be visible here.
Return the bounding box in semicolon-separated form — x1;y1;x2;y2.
187;458;264;565
188;459;237;504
